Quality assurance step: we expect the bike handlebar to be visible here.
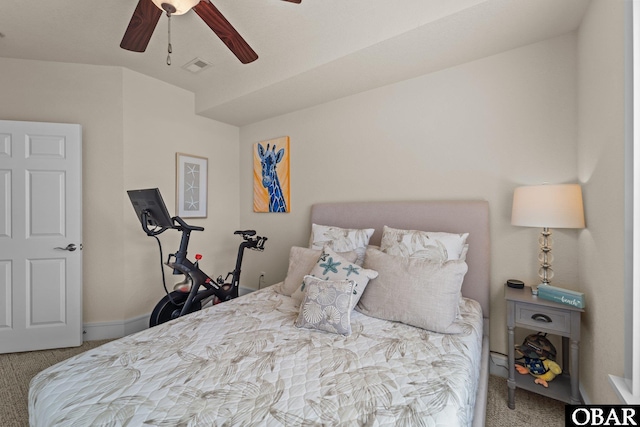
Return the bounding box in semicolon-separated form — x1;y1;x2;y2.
172;216;204;232
169;218;262;246
232;230;266;250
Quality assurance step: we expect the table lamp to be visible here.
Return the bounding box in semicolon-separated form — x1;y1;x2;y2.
511;184;585;287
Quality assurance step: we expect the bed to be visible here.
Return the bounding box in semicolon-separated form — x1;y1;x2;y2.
29;200;490;427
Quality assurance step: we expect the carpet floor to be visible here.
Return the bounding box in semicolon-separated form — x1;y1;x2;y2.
1;341;565;426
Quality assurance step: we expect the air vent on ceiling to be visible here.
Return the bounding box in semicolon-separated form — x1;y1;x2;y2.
182;58;212;73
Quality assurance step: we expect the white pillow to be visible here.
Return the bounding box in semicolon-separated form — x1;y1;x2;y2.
278;246;358;296
380;225;469;261
379;229;469;317
295;276;355;336
358;247;468;334
309;223;374;265
292;246;378;310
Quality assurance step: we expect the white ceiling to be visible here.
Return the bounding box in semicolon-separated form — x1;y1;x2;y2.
0;0;589;126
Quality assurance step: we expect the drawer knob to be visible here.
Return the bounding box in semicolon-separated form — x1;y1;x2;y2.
531;313;552;323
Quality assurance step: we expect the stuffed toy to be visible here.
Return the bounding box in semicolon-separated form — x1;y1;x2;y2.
515;356;562;387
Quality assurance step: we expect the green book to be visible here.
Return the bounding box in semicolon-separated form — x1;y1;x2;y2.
537;284;585;308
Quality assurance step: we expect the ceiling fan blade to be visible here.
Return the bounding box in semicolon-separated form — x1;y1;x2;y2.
193;1;258;64
282;0;302;3
120;0;162;52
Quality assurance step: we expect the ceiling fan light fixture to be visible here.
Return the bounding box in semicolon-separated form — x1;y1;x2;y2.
152;0;200;15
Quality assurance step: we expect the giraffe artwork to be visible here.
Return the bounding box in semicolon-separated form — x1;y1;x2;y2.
254;136;290;213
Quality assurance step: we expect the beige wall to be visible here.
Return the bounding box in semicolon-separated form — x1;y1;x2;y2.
121;69;240;320
0;58;240;324
577;0;626;404
239;33;580;357
0;58;127;324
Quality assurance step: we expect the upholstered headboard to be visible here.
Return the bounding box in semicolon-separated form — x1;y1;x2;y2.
310;200;490;318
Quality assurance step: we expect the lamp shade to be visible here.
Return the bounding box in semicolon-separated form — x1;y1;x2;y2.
511;184;585;229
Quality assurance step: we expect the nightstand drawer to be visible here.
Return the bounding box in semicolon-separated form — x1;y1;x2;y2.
514;302;571;335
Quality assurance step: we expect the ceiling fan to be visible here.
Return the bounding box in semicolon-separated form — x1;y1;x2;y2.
120;0;301;64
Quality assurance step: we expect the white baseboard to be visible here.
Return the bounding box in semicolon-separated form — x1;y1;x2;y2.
83;313;149;341
489;352;509;378
239;287;254;296
83;287;254;341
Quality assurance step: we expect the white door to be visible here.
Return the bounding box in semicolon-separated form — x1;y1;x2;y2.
0;120;82;353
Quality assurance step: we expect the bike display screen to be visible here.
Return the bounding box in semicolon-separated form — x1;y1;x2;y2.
127;188;174;229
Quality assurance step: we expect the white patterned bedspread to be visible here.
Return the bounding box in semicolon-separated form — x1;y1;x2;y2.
29;285;483;427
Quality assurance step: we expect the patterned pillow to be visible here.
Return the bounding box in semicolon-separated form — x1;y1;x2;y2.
380;225;469;262
277;246;358;296
358;247;468;334
295;276;355;336
292;246;378;310
309;224;374;265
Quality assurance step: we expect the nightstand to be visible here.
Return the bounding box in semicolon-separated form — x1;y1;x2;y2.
505;284;583;409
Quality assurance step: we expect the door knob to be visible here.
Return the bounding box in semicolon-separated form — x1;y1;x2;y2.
55;244;77;252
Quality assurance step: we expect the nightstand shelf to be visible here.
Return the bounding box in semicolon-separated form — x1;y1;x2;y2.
514;372;573;402
505;284;583;409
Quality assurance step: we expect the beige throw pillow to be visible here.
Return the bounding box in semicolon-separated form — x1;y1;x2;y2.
357;247;468;334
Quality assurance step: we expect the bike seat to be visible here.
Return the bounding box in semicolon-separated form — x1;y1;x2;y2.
234;230;256;236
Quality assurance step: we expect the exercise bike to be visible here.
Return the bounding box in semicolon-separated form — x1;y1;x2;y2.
127;188;267;327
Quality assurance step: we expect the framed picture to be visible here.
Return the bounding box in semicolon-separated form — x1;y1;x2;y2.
253;136;290;212
176;153;208;218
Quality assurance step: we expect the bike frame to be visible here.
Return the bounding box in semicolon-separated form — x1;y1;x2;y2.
140;211;266;320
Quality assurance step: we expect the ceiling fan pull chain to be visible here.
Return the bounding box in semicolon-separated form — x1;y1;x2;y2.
166;11;173;66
